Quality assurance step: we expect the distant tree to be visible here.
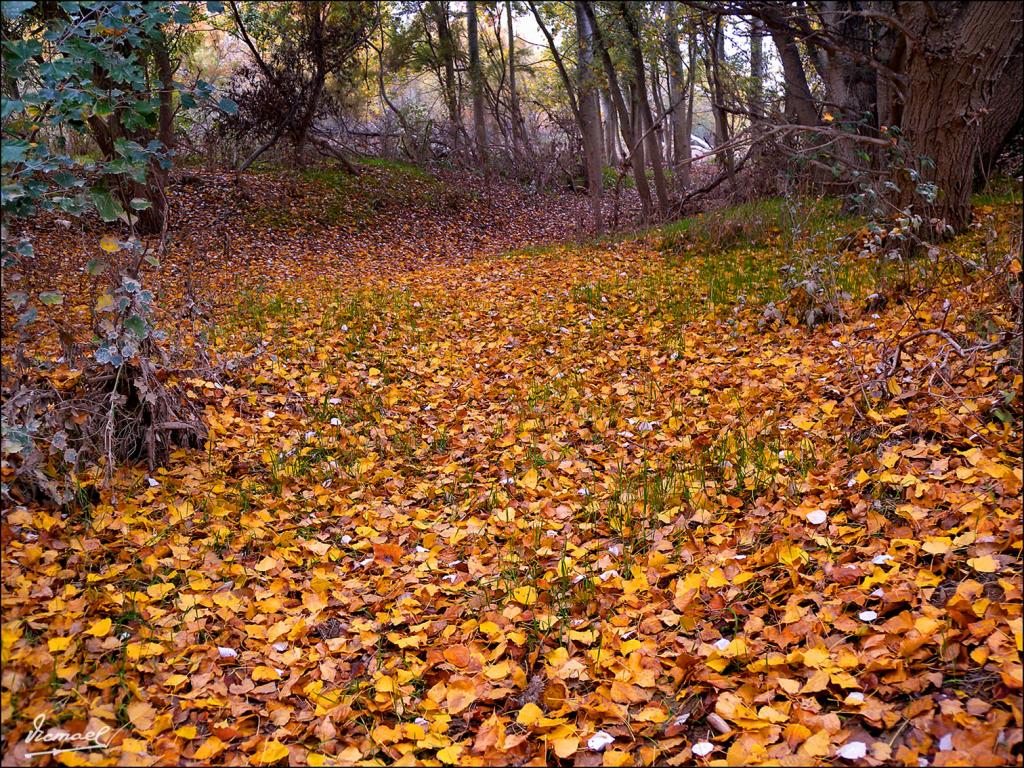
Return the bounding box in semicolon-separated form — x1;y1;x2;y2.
226;1;376;170
467;0;487;161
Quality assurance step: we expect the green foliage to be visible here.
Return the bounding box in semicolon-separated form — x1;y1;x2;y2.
1;1;231;287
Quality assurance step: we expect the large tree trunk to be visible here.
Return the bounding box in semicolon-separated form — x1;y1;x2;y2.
576;0;604;232
468;0;487;163
897;1;1023;233
765;21;819;127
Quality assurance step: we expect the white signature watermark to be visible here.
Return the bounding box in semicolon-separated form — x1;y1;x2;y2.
23;712;113;759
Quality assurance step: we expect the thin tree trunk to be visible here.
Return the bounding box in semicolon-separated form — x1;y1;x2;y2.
749;17;764;120
430;1;461;153
621;1;670;216
576;0;604;232
650;50;668;164
468;0;487;163
601;88;620;165
705;15;735;190
582;0;653;218
665;0;690;183
507;0;525;157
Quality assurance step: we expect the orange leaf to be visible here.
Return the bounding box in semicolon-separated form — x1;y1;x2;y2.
445;678;477;714
373;542;404;565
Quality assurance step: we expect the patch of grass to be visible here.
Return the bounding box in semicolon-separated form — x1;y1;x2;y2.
972;176;1023;206
357;156;434;180
222;283;301;338
661;197;846;254
323;285;429;354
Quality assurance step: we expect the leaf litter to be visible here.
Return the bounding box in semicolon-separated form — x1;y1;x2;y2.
1;177;1021;766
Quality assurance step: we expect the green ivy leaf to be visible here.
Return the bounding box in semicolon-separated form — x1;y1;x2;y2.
124;314;149;340
89;188;124;222
1;1;35;20
217;96;238;115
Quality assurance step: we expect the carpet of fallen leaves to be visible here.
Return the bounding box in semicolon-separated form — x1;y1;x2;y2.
2;173;1022;767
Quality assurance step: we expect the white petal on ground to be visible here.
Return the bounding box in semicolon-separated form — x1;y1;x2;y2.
837;741;868;760
587;731;615;751
858;610;878;621
692;741;714;757
806;509;827;525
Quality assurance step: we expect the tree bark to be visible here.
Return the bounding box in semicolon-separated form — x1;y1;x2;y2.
602;88;620;164
576;0;604;232
430;1;462;153
506;0;525;158
704;15;735;190
766;21;820;127
749;16;764;119
582;1;654;218
620;1;670;216
897;1;1023;232
468;0;487;163
665;0;690;183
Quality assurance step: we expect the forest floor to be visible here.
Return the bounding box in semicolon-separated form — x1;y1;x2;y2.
2;166;1022;767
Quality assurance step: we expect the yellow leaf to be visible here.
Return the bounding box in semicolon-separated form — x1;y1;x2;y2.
792;415;815;430
603;749;632;767
518;702;544;726
99;235;120;253
86;618;112;637
252;665;281;682
705;569;728;588
254;556;278;572
800;729;831;757
520;468;539;489
967;555;999;573
484;661;510;679
922;538;951;555
802;647;830;668
512;585;538;605
164;674;189;690
48;637;71;652
175;725;197;739
95;293;114;312
256;740;289;765
635;706;668;723
147;583;175;600
193;736;226;760
437;744;464;764
778;543;808;567
552;736;579;758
